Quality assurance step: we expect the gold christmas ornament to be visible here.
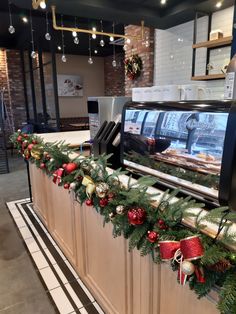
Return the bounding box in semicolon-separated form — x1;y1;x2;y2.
31;146;43;160
116;205;125;215
181;260;195;276
95;182;109;198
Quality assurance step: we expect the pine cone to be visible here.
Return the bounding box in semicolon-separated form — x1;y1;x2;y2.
207;259;231;272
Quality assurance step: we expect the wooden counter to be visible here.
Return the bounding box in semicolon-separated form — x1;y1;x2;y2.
29;163;220;314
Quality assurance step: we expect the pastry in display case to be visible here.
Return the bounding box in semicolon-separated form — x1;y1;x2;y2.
121;100;236;207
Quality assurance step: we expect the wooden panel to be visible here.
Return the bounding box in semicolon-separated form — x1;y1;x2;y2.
159;264;219;314
192;36;232;49
191;74;225;81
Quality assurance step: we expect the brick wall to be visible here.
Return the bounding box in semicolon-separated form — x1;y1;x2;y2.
124;25;154;96
104;52;125;96
0;48;26;137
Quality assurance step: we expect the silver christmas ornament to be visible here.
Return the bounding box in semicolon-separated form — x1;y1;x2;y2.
31;51;37;59
100;39;105;47
74;36;79;45
95;182;109;198
8;25;15;34
112;59;117;67
116;205;125;215
45;32;51;41
181;261;195;276
69;182;77;190
88;57;93;64
61;54;67;62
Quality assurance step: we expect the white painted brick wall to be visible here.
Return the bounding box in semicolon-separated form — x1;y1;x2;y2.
154;6;234;100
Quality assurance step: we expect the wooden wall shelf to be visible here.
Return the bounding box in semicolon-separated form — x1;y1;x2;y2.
192;36;232;49
191;74;226;81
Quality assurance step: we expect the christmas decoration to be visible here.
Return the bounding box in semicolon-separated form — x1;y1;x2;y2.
147;231;159;243
116;205;125;215
10;130;236;314
64;162;78;174
127;207;146;225
64;183;70;189
95;182;109;198
124;54;143;80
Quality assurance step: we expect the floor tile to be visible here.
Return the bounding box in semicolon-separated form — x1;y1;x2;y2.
31;251;49;270
78;308;88;314
9;209;21;219
24;237;41;253
64;283;83;309
93;302;105;314
49;286;74;314
39;266;61;291
35;235;47;250
44;248;57;265
14;216;26;229
18;226;33;240
53;264;69;284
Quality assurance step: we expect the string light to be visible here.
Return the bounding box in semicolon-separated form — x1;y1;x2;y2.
100;20;105;47
88;35;93;64
8;0;15;34
61;15;67;62
45;11;51;40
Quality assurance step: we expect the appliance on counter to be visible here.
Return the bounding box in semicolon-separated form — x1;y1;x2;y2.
120;100;236;208
87;96;131;139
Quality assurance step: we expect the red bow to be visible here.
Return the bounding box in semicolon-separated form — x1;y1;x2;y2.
159;236;205;285
53;168;64;184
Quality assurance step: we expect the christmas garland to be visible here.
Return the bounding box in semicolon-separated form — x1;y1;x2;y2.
11;130;236;314
124;54;143;80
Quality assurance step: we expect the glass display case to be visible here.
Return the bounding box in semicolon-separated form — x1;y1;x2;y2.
121;100;236;207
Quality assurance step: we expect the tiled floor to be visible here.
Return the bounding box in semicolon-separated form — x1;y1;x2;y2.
6;199;105;314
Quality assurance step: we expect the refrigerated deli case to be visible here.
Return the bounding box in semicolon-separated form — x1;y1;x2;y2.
121;100;236;207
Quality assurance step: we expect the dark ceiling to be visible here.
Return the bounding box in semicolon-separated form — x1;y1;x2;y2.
0;0;235;56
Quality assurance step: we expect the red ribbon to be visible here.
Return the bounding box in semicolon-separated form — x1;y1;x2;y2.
53;168;64;184
159;236;204;285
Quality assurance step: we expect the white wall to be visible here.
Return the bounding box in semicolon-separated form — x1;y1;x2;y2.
154;6;234;100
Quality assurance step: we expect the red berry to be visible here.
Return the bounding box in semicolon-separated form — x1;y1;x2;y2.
32;140;38;144
99;198;108;208
157;219;168;230
40;163;46;169
64;183;70;189
62;163;67;169
147;231;159;243
23;134;28;138
86;199;93;206
17;135;23;143
27;143;34;151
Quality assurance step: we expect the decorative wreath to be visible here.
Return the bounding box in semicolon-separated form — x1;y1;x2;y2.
124;54;143;80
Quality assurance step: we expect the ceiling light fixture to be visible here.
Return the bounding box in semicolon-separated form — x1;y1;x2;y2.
7;0;15;34
60;15;67;62
215;1;222;8
32;0;46;10
92;27;97;39
73;17;79;44
72;31;77;37
51;6;144;42
94;49;98;54
30;10;37;59
88;35;93;64
45;11;51;40
57;45;62;50
112;42;117;68
100;20;105;47
22;16;28;23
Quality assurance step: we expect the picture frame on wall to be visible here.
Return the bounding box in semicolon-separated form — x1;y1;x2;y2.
57;74;83;97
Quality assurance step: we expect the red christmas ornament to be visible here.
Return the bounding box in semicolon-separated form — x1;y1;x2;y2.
147;231;159;243
157;219;168;230
99;198;108;208
40;163;46;169
127;207;146;225
27;143;34;151
86;199;94;206
64;162;78;174
64;183;70;189
17;135;23;143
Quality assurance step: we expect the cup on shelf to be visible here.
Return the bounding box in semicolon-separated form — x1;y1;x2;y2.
162;85;185;101
181;84;212;100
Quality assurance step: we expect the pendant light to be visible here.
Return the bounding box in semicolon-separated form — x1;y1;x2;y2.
92;27;96;39
45;11;51;41
88;35;93;64
112;43;116;68
30;11;37;59
8;0;15;34
61;15;67;62
100;20;105;47
110;22;115;42
73;17;79;45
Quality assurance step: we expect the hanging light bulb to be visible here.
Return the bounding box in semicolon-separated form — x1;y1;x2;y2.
88;35;93;65
126;38;131;44
40;0;46;9
110;22;115;42
72;31;77;37
112;59;117;67
110;36;114;42
74;36;79;44
92;27;96;39
45;11;51;40
100;20;105;47
30;10;37;59
112;40;116;67
123;44;127;51
60;15;67;62
8;0;15;34
61;54;67;62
